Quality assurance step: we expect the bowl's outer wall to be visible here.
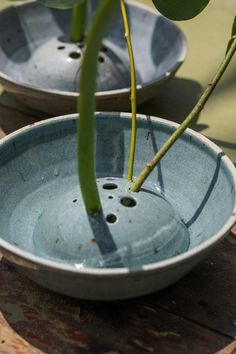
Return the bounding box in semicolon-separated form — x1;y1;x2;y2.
18;249;208;300
0;1;186;114
0;113;235;299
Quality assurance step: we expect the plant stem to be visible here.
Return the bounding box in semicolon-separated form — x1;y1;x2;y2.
70;1;87;43
130;36;236;192
120;0;137;182
78;0;119;214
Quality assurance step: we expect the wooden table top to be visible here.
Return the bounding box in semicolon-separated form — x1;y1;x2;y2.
0;0;236;353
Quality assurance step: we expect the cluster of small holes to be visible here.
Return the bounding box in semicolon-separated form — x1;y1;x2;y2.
57;43;107;62
102;181;137;225
57;44;82;59
103;183;116;222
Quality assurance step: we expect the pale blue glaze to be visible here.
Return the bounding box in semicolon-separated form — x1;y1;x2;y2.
0;113;235;300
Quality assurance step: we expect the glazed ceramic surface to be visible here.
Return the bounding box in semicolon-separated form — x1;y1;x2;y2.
0;113;235;300
0;0;186;114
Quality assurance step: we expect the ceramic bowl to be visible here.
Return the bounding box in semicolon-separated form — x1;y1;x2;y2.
0;112;235;300
0;0;186;115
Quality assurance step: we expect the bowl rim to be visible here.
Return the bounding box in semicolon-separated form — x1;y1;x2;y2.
0;0;187;100
0;112;235;276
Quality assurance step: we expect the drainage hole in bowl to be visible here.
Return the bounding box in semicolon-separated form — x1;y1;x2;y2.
98;55;105;63
69;52;81;59
101;45;108;53
103;183;118;190
57;46;65;50
106;213;117;224
120;196;136;208
108;195;114;199
72;199;78;203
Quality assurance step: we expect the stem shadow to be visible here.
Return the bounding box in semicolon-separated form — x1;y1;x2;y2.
186;152;225;227
146;115;165;194
0;7;30;63
87;212;124;268
96;116;125;178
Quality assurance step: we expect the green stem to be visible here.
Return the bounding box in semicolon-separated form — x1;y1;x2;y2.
70;1;87;43
130;36;236;192
120;0;137;182
78;0;119;214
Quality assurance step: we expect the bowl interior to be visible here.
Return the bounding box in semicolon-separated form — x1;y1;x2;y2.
0;0;186;93
0;113;235;270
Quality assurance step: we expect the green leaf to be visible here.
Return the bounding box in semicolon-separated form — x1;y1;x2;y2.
226;16;236;55
38;0;85;9
152;0;210;21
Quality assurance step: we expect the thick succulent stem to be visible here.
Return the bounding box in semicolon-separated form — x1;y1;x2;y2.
78;0;119;214
70;1;87;43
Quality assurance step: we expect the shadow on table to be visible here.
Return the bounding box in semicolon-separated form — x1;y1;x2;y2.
139;76;236;163
139;76;209;133
0;89;50;113
208;137;236;157
0;252;234;354
1;76;236;152
0;91;51;136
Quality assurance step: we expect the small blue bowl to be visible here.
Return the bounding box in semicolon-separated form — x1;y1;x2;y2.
0;0;186;114
0;113;235;300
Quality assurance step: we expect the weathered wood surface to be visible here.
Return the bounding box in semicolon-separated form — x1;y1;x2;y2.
0;0;236;353
0;240;235;354
143;235;236;340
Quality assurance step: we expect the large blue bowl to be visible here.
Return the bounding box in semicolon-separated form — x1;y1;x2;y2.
0;113;235;300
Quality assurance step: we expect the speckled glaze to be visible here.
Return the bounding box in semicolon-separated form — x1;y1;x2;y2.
0;112;235;300
0;0;186;115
